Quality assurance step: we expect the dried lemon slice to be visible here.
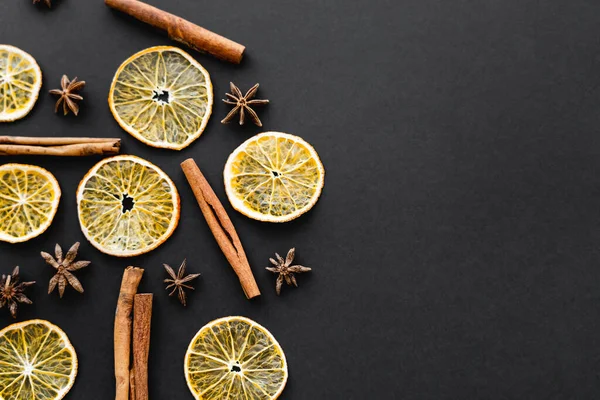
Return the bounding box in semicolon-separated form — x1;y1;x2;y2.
108;46;213;150
0;45;42;122
76;155;180;257
0;164;61;243
224;132;325;222
0;319;78;400
185;316;288;400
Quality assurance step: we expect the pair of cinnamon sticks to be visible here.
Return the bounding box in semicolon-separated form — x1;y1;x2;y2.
115;267;152;400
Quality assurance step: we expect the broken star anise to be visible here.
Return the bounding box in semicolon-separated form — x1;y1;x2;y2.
266;248;311;295
164;259;201;306
33;0;52;8
0;266;35;318
49;75;85;116
222;82;269;127
42;242;90;298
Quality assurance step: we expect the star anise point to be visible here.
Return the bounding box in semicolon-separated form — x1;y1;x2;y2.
49;75;85;116
43;242;89;297
1;267;35;318
164;259;201;306
266;248;311;295
222;82;269;127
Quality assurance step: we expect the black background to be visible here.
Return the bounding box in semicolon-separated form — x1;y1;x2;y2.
2;0;600;398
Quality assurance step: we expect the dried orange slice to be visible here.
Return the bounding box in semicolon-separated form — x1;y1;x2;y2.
0;45;42;122
76;155;180;257
224;132;325;222
0;164;61;243
108;46;213;150
0;319;78;400
185;316;288;399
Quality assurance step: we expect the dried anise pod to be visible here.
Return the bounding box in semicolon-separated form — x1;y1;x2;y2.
222;82;269;127
49;75;85;116
41;242;90;298
0;266;35;318
33;0;51;8
164;259;201;306
266;248;311;295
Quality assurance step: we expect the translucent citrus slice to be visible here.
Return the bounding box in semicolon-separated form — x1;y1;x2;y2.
224;132;325;222
108;46;213;150
185;316;288;400
0;164;61;243
76;155;180;257
0;45;42;122
0;319;78;400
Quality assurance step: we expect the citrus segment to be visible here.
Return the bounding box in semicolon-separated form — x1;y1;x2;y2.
0;319;77;400
76;155;180;257
185;316;288;400
109;46;213;150
224;132;325;222
0;164;61;243
0;45;42;122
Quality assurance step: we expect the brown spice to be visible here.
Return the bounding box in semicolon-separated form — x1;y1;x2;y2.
180;159;260;299
132;294;152;400
266;248;312;295
164;259;200;306
115;267;144;400
104;0;245;63
0;136;120;156
222;82;269;127
33;0;51;8
49;75;85;116
0;267;35;318
42;242;90;298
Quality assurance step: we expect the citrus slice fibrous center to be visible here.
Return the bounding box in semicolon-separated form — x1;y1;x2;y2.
0;319;78;400
224;132;325;222
185;316;288;400
76;155;180;257
0;164;61;243
0;45;42;122
109;46;213;150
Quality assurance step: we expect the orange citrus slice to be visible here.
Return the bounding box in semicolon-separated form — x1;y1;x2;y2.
0;319;78;400
0;45;42;122
76;155;180;257
185;316;288;399
224;132;325;222
108;46;213;150
0;164;61;243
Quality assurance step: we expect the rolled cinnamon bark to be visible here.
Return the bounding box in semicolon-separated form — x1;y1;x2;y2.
105;0;245;64
114;267;144;400
181;159;260;299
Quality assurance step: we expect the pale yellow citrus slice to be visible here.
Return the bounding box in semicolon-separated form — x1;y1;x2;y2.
224;132;325;222
0;164;61;243
76;155;180;257
0;319;78;400
0;45;42;122
185;316;288;400
108;46;213;150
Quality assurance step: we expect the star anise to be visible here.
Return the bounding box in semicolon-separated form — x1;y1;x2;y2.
266;248;311;295
0;267;35;318
164;259;201;306
33;0;51;8
49;75;85;116
41;242;90;298
222;82;269;127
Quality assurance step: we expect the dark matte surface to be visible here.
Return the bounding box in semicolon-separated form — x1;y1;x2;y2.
2;0;600;398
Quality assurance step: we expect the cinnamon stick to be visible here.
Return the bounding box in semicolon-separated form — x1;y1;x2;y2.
181;159;260;299
0;136;120;156
132;294;153;400
105;0;245;64
114;267;144;400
